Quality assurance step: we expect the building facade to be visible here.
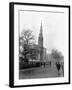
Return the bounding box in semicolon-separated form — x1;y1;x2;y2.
28;22;47;63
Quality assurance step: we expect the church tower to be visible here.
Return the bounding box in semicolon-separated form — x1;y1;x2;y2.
38;22;43;62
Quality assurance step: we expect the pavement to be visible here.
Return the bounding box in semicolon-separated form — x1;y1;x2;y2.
19;65;63;79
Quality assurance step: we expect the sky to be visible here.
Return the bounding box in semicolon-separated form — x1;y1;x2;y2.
19;10;65;55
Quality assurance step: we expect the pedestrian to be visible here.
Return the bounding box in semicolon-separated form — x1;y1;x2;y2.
56;62;61;76
49;61;51;67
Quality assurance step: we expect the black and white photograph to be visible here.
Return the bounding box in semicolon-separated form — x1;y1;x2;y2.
9;2;70;87
19;10;64;79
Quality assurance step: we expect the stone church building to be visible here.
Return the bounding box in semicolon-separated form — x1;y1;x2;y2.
29;22;47;63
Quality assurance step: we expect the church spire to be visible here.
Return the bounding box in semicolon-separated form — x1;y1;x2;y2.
39;21;43;39
40;21;42;34
38;21;43;46
38;21;43;62
40;21;43;36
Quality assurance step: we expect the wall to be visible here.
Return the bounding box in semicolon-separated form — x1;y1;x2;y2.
0;0;71;90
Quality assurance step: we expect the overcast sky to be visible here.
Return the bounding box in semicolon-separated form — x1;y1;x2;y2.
19;10;65;55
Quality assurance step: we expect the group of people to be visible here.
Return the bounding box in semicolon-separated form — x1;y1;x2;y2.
41;61;64;77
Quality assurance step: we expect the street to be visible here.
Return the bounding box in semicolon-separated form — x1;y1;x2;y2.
19;65;63;79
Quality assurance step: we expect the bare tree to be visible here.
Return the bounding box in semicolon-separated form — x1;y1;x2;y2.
19;29;35;63
51;49;63;61
19;29;35;46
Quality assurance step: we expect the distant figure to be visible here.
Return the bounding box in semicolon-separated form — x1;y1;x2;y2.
61;63;64;76
56;62;61;76
44;62;45;67
49;61;51;67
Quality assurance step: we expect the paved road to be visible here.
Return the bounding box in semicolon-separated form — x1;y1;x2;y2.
19;65;63;79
